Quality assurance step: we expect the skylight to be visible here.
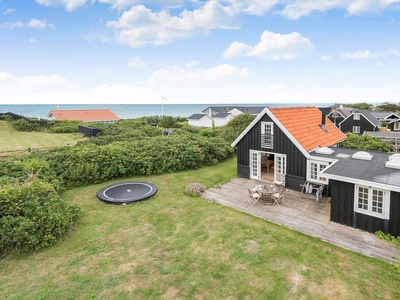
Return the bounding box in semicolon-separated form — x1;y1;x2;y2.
388;154;400;161
336;153;351;158
352;151;373;161
315;147;334;155
385;160;400;170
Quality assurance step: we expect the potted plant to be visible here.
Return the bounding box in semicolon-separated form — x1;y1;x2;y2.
379;120;389;132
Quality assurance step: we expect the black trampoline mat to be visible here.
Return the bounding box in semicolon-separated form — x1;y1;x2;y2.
97;182;158;204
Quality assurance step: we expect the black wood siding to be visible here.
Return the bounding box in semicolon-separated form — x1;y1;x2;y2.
330;179;400;235
389;191;400;236
237;164;250;179
330;180;354;226
339;115;376;135
285;174;305;192
236;114;307;188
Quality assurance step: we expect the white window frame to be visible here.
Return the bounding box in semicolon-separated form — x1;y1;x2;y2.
261;122;273;149
352;126;360;134
307;160;329;184
353;113;360;120
394;122;400;131
354;185;390;219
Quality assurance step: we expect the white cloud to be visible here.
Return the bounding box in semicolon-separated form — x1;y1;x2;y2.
0;72;67;87
1;20;53;30
186;60;199;67
29;37;36;43
1;22;24;29
28;19;53;29
341;50;380;59
278;0;400;19
4;8;16;14
223;0;279;16
107;2;239;47
35;0;89;11
388;49;400;56
92;84;159;103
100;68;111;73
223;30;314;60
99;0;187;9
149;64;249;87
320;55;333;62
341;49;400;59
0;72;74;104
128;56;146;68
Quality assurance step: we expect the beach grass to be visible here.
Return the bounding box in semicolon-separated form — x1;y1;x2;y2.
0;120;86;154
0;157;399;299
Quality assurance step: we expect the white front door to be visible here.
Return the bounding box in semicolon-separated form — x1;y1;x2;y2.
250;150;261;180
274;154;286;185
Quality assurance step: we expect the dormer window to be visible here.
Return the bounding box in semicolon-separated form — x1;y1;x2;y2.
353;113;360;120
261;122;273;149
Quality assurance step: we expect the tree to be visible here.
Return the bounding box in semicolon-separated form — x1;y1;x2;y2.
375;103;400;113
347;102;372;110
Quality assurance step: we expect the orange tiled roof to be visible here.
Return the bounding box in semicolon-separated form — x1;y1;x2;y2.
48;109;119;122
269;106;346;152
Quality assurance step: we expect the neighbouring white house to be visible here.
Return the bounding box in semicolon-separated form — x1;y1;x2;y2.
188;106;264;128
213;113;234;127
187;114;213;128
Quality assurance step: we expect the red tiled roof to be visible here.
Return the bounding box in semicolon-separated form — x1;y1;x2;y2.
48;109;119;122
269;106;346;152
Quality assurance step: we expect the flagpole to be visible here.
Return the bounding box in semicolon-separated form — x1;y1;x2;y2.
161;96;169;118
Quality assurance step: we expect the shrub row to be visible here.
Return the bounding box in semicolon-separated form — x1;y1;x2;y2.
43;134;234;188
0;179;81;252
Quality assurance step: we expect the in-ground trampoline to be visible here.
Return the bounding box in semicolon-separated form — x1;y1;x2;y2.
97;181;158;204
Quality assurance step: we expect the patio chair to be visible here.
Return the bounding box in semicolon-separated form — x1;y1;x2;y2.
271;189;286;206
247;188;261;206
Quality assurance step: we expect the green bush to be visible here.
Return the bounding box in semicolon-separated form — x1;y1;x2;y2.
42;134;234;188
12;119;43;132
342;133;389;152
47;120;81;133
0;178;81;253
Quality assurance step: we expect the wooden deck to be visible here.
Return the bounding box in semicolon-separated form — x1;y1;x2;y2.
202;178;400;264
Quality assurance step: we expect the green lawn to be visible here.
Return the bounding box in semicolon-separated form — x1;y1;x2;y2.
1;157;399;299
0;121;85;154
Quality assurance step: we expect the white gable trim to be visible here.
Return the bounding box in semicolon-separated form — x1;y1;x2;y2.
231;108;310;158
231;108;268;147
338;112;377;128
321;171;400;193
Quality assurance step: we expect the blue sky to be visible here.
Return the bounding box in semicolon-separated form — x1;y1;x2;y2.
1;0;400;104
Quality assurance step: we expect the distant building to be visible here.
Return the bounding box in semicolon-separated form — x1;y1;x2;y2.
47;109;119;123
187;114;213;128
188;106;264;128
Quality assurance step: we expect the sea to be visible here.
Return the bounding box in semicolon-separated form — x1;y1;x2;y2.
0;103;333;120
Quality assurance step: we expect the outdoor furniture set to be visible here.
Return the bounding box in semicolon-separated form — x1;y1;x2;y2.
248;182;286;206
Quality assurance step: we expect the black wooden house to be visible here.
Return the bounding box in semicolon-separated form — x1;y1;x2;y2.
232;106;400;235
231;106;346;192
316;149;400;236
338;109;379;135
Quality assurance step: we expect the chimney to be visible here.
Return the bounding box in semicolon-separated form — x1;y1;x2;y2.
320;112;327;132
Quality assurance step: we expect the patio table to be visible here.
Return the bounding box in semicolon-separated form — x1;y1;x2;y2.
257;183;279;202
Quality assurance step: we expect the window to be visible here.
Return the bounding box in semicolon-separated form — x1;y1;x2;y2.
354;185;389;219
352;126;360;134
394;122;400;131
307;160;329;184
353;113;360;120
261;122;273;149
